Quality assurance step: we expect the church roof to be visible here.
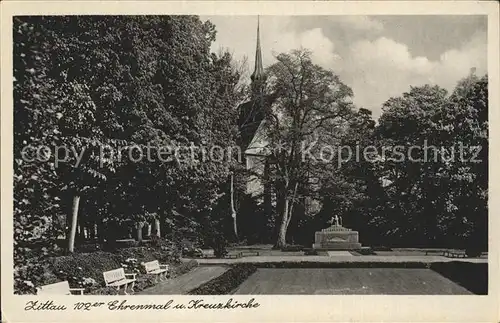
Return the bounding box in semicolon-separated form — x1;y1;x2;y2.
245;118;271;156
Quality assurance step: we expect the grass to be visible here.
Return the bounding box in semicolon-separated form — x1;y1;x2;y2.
232;268;473;295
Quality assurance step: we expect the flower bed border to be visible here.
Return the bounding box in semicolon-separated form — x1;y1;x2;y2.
188;264;257;295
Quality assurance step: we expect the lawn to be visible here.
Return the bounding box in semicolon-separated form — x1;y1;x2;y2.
232;268;472;294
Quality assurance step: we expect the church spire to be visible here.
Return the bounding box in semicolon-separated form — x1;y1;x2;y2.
251;16;265;83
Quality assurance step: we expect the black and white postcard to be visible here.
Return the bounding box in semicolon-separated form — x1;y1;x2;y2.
1;1;499;322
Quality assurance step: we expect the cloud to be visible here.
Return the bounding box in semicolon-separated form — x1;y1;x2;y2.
206;16;339;71
205;16;486;120
341;31;487;119
268;28;340;69
331;16;384;32
433;31;487;87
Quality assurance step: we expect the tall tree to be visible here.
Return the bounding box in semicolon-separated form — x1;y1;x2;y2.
262;49;355;247
373;71;487;249
14;15;244;256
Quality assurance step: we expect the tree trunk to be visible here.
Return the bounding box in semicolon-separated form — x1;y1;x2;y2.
147;224;152;237
276;196;289;248
78;221;85;241
154;219;161;238
285;182;299;231
68;195;80;253
76;224;81;242
263;161;273;243
137;222;144;242
90;223;96;240
230;173;238;239
97;218;105;243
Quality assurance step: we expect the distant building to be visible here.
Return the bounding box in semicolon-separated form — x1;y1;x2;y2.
237;17;273;199
237;18;322;217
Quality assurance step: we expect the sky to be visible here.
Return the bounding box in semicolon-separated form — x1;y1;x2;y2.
201;15;487;119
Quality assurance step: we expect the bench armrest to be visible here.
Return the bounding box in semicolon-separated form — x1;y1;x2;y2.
69;288;85;295
125;273;137;280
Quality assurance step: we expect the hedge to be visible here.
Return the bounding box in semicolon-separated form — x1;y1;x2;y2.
430;261;487;295
250;261;431;269
188;264;257;295
173;259;199;276
280;244;305;252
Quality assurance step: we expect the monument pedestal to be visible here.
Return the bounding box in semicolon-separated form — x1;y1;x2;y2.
312;225;361;250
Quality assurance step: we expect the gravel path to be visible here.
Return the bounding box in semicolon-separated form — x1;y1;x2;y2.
187;255;487;265
139;266;228;295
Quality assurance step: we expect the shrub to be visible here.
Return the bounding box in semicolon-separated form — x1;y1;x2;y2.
281;244;304;252
253;261;430;269
76;243;102;253
52;268;99;293
188;264;257;295
115;245;177;264
304;248;318;255
121;258;143;274
357;247;375;255
116;248;156;264
212;238;228;258
17;244;185;295
89;286;120;295
103;239;139;251
166;247;181;264
171;260;198;277
229;239;248;247
49;252;122;286
431;262;487;295
183;247;203;258
372;246;392;251
133;275;157;292
465;247;482;258
14;260;59;295
200;225;229;258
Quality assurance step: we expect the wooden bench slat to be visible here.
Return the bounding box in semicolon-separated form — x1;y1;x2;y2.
143;260;169;274
142;260;169;282
37;281;83;295
103;268;133;285
103;268;137;295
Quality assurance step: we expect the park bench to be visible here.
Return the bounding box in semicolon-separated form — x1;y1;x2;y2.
142;260;169;282
103;268;137;294
225;252;243;259
442;250;467;258
36;281;84;295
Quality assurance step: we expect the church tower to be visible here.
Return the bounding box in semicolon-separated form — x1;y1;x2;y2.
250;16;266;99
238;16;268;148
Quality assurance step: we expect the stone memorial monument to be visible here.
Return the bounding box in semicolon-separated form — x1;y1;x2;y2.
312;215;362;250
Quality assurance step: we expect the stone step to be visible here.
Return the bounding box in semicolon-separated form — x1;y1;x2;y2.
313;242;362;250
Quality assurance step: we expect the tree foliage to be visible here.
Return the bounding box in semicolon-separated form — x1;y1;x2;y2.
13;16;243;292
363;72;488;249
